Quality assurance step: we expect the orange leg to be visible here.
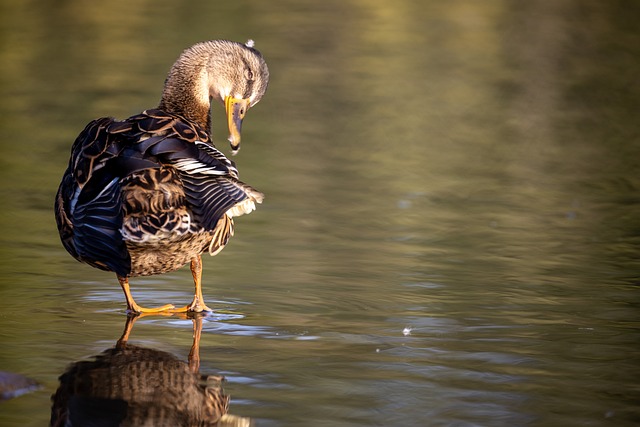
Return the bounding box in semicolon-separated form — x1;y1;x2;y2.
188;314;204;372
171;256;213;313
116;313;138;348
118;276;175;314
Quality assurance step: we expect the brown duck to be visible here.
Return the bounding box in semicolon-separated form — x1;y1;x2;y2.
55;40;269;313
50;315;250;426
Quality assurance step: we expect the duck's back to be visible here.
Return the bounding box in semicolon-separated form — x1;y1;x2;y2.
55;109;263;278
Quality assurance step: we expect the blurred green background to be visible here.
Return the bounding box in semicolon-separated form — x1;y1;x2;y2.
1;1;639;426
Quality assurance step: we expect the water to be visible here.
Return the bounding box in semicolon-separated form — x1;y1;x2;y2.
1;0;639;425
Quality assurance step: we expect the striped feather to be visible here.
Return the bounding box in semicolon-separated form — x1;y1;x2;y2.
55;108;263;277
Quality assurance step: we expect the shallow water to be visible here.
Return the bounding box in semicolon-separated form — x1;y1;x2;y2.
1;0;639;426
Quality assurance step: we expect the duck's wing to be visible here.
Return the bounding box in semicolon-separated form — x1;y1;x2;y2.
56;117;132;276
125;110;263;229
56;110;262;277
147;138;264;230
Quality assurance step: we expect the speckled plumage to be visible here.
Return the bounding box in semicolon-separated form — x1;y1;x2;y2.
55;40;269;313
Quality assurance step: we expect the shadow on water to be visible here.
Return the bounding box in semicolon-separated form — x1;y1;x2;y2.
50;314;253;427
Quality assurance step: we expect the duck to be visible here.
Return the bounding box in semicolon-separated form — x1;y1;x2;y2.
55;40;269;314
50;315;245;426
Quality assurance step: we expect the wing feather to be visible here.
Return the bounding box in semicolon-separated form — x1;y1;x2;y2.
72;178;131;276
55;108;262;277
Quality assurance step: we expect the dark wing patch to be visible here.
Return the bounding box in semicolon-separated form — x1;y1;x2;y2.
144;138;251;230
55;175;79;260
70;118;116;186
56;116;133;275
72;178;131;276
137;137;260;231
180;174;254;230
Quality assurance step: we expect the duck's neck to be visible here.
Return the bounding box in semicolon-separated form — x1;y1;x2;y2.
158;48;213;133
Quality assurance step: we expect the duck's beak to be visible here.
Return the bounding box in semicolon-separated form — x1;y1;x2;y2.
225;96;250;155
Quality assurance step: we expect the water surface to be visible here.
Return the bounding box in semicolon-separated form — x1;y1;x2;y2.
1;1;639;426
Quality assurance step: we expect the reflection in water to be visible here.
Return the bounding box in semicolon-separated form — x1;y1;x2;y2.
50;315;251;427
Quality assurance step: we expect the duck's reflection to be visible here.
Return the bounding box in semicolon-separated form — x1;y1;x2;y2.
51;314;252;427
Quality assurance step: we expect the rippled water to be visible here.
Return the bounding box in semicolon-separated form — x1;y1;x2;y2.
1;1;639;426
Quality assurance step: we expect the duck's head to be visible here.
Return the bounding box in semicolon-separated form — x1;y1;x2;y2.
160;40;270;154
206;40;269;154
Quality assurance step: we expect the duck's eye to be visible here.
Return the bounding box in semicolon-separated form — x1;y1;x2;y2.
245;69;254;81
